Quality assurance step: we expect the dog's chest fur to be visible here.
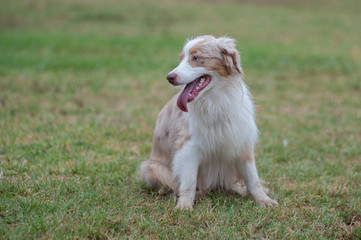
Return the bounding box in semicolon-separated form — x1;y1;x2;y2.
186;81;258;162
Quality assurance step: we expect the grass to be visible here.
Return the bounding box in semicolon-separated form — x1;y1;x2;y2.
1;0;361;238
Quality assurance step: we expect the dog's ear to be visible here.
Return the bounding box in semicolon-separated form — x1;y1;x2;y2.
186;35;197;43
218;37;243;76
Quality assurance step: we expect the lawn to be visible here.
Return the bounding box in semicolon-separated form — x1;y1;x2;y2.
1;0;361;239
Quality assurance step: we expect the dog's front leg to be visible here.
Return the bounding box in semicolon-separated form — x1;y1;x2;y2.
172;143;200;210
238;154;278;206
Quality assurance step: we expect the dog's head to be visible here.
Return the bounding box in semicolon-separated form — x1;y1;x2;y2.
167;35;243;112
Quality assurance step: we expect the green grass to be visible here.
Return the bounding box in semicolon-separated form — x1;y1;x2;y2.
1;0;361;238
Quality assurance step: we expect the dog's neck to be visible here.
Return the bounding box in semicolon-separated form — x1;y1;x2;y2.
188;75;247;116
184;74;256;159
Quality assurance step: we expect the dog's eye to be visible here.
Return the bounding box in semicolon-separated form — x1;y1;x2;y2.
193;56;199;62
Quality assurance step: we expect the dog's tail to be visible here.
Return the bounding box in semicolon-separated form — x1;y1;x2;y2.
139;159;178;193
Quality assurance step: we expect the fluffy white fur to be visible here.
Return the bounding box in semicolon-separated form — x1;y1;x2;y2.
140;35;278;210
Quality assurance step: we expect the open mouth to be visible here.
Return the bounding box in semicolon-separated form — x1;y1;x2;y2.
177;75;211;112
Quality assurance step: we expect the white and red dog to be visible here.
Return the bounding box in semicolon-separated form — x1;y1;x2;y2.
140;35;278;210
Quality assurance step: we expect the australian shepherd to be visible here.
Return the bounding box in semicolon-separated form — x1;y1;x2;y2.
140;35;278;210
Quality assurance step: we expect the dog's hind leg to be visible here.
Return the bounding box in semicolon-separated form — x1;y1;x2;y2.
230;181;249;197
230;179;269;197
140;159;177;192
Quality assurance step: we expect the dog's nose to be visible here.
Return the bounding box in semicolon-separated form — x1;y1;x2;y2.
167;72;178;85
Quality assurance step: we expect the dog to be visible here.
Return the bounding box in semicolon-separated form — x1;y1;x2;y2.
140;35;278;210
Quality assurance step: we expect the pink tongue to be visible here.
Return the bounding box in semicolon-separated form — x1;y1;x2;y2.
177;80;199;112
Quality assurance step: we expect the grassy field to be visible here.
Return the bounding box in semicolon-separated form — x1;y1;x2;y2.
1;0;361;238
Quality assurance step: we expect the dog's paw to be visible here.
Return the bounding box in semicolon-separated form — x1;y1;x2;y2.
176;197;194;210
256;198;279;207
231;182;249;197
